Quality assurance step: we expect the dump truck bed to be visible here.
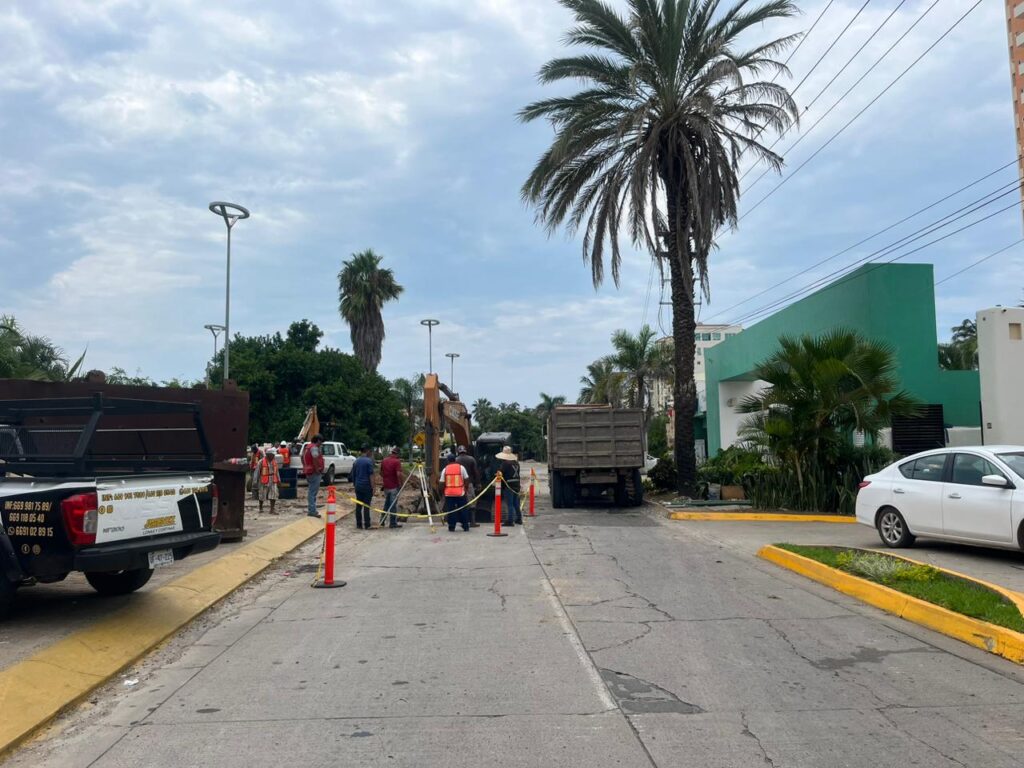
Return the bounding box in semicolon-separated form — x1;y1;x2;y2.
547;406;645;470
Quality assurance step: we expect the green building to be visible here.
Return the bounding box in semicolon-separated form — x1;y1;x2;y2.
704;263;980;457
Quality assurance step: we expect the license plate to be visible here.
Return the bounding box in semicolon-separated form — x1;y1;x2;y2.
148;549;174;568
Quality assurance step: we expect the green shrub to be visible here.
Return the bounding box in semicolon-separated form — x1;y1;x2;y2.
649;456;677;491
835;551;938;585
698;446;767;486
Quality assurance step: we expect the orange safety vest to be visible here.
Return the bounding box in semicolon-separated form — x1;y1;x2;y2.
279;447;290;464
259;457;280;485
443;462;466;497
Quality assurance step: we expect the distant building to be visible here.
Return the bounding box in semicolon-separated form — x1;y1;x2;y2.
650;323;743;415
1006;1;1024;213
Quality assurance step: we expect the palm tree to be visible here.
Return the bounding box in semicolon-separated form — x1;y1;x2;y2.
738;329;920;493
535;392;567;423
521;0;799;494
578;357;626;406
392;374;425;458
609;325;672;414
337;249;403;372
472;398;496;428
0;315;85;381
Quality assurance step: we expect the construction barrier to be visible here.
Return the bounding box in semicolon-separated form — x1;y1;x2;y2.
312;485;346;589
488;471;508;537
529;468;536;517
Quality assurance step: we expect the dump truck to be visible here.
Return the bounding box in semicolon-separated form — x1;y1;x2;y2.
547;406;645;508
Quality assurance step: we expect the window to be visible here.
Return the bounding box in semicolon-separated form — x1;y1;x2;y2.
1016;1;1024;18
322;444;336;456
1010;323;1022;341
951;454;1004;486
899;454;946;481
726;333;736;338
701;333;711;341
694;333;700;341
998;452;1024;478
1017;31;1024;46
695;347;702;356
712;332;721;340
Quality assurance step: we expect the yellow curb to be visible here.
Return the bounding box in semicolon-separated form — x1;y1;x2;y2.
0;514;329;759
758;544;1024;664
670;511;857;523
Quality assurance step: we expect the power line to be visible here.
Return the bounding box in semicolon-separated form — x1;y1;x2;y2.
789;0;872;99
640;259;656;328
780;0;836;72
734;200;1021;326
740;0;925;186
741;0;980;217
935;239;1024;286
703;159;1020;322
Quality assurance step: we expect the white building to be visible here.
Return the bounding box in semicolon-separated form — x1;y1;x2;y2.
650;323;743;414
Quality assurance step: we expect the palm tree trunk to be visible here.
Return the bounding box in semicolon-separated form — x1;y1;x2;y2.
664;180;698;496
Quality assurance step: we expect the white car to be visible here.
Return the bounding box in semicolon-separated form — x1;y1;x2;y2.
855;446;1024;550
289;441;357;484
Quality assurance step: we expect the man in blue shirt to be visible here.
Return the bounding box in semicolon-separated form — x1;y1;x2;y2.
351;445;376;530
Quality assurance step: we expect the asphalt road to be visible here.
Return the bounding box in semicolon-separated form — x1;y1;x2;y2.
9;482;1024;767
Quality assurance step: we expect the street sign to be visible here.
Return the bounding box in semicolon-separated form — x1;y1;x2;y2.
413;431;425;447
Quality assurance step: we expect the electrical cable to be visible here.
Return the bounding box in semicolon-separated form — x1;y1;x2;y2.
789;0;872;99
703;159;1020;322
740;0;978;214
934;239;1024;285
733;200;1021;325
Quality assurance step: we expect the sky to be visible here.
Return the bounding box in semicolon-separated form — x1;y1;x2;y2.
0;0;1018;407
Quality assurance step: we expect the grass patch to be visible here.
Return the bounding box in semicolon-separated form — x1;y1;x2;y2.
778;544;1024;633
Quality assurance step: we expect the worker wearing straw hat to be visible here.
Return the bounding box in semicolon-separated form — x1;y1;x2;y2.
495;445;522;526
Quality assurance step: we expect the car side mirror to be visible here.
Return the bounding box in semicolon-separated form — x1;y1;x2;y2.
982;474;1010;488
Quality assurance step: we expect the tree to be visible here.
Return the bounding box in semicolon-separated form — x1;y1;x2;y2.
337;249;403;372
609;325;672;414
476;402;547;460
738;330;919;493
578;357;625;406
0;315;85;381
535;392;567;424
392;374;425;457
472;398;496;427
521;0;799;494
938;318;978;371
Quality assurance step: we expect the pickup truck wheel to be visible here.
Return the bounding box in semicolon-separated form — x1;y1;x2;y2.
0;577;15;621
324;466;336;485
85;567;154;596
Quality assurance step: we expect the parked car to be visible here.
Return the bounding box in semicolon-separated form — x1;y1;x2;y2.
855;446;1024;550
289;441;357;484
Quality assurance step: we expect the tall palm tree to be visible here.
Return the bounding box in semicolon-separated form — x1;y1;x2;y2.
337;249;403;372
578;357;626;406
535;392;567;423
521;0;799;494
609;325;672;414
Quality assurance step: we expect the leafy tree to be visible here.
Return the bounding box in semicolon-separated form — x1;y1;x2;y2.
337;249;403;372
209;320;406;445
739;330;920;494
472;398;496;426
0;315;85;381
476;402;546;460
938;318;978;371
609;325;672;414
392;374;426;457
647;413;669;458
578;357;625;406
535;392;566;424
521;0;799;494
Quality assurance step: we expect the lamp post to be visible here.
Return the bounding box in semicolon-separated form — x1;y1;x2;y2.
203;324;225;388
208;202;250;385
445;352;460;390
420;319;440;373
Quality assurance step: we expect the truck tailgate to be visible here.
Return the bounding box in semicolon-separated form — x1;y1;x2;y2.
95;474;215;543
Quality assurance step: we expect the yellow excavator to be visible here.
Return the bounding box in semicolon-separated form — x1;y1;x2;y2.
422;373;472;491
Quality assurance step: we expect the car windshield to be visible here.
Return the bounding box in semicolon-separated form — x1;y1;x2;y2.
996;452;1024;479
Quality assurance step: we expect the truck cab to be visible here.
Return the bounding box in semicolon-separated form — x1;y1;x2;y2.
290;441;357;484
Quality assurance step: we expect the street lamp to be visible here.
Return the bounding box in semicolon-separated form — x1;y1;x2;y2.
420;319;440;373
203;324;225;388
445;352;460;390
208;201;250;385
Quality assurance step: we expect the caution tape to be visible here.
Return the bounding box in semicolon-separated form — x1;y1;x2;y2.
349;475;499;519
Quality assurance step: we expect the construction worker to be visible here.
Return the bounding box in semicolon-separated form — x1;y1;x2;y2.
496;445;522;526
301;435;325;518
249;443;263;498
278;440;290;466
455;445;480;527
443;459;471;532
351;445;376;530
257;448;280;515
380;447;404;529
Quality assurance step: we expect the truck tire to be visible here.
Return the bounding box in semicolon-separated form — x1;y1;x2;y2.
614;476;628;507
550;472;563;508
85;567;154;596
0;577;15;621
324;466;336;485
562;477;576;508
630;469;644;507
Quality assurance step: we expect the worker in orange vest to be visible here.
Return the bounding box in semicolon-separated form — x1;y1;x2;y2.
443;460;471;532
257;448;281;515
278;441;290;466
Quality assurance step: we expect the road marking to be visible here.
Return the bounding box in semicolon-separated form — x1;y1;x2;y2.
669;511;857;523
538;575;616;710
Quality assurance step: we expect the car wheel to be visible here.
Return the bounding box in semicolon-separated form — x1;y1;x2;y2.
324;466;336;485
85;567;155;596
0;577;15;621
876;507;915;548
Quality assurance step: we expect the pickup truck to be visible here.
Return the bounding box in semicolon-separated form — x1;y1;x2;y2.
0;396;221;620
289;441;356;484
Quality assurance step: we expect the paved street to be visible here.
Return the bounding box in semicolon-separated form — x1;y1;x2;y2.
9;488;1024;767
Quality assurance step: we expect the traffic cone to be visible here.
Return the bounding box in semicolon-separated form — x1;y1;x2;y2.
313;485;346;588
488;471;508;537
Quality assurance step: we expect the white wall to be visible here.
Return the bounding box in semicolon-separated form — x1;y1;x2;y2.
978;307;1024;444
718;380;768;450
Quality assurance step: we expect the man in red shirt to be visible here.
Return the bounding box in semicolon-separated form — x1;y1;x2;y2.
380;447;404;529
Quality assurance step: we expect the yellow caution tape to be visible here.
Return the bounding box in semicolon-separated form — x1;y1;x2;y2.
348;476;498;519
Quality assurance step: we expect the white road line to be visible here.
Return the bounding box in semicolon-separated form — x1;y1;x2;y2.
539;575;616;710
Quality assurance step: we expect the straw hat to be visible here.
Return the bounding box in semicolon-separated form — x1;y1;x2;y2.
495;446;518;461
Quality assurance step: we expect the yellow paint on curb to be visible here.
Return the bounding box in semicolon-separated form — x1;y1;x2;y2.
0;514;328;758
758;544;1024;665
669;511;857;523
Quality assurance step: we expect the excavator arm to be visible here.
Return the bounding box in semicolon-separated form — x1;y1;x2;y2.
423;374;473;491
